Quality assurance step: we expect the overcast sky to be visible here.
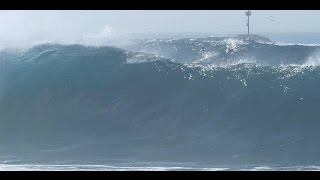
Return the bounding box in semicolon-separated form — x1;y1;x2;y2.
0;10;320;47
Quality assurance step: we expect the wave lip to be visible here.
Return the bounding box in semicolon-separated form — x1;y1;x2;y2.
121;37;320;66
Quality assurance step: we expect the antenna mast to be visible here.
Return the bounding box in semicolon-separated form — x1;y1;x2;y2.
245;10;251;36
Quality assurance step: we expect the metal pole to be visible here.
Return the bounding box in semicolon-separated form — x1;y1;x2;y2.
247;14;250;36
245;10;251;37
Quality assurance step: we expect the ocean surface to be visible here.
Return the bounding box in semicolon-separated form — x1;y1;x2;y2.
1;34;320;170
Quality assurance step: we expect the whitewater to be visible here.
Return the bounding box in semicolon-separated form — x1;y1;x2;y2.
1;37;320;170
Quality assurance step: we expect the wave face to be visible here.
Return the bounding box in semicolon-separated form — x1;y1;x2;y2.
1;38;320;167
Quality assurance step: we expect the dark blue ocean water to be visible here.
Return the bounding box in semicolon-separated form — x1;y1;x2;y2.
1;35;320;170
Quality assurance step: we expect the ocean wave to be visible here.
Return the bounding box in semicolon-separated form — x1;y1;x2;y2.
0;41;320;166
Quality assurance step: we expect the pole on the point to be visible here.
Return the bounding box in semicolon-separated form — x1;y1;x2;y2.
245;10;251;36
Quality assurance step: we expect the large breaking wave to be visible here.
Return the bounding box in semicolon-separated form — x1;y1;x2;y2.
1;38;320;168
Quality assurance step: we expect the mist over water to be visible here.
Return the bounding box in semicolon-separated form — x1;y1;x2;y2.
2;10;320;50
